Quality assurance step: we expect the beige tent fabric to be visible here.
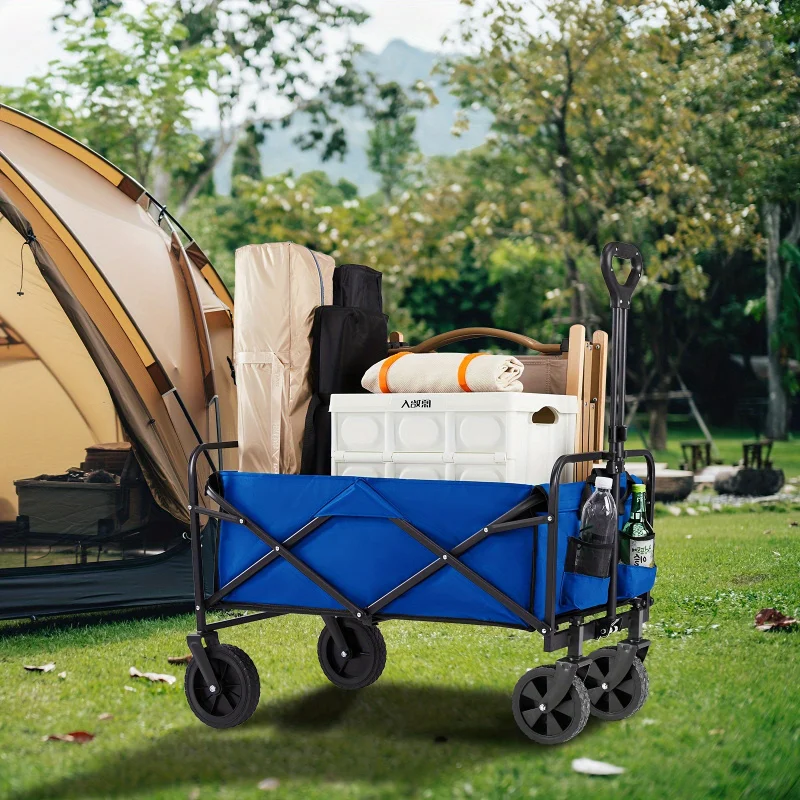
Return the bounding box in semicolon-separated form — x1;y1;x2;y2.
235;243;334;473
0;121;208;434
0;360;118;521
0;104;236;521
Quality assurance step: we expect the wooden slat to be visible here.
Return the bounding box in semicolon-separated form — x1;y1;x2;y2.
565;325;586;482
591;330;609;452
579;341;594;481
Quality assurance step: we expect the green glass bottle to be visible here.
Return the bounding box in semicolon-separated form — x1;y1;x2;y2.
621;484;655;567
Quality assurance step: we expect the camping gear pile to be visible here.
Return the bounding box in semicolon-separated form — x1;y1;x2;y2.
185;241;658;746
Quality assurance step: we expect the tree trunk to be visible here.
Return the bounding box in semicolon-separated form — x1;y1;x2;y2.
763;201;788;440
648;398;669;451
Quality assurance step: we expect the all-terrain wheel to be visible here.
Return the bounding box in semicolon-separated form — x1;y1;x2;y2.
512;665;591;745
579;647;649;721
185;643;260;729
317;619;386;690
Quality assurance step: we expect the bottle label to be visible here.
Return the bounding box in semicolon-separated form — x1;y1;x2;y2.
628;537;654;568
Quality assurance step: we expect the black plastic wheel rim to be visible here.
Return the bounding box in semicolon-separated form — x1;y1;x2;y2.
517;669;579;740
190;655;243;717
323;624;375;683
582;652;637;717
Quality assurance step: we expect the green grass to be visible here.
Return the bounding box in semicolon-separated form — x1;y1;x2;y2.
2;510;800;799
627;419;800;478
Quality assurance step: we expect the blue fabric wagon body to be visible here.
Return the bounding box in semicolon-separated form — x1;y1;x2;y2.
216;473;651;628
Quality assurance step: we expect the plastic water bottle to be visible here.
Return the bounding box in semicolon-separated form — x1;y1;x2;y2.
579;476;618;546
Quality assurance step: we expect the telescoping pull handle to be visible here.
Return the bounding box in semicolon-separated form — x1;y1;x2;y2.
601;241;643;308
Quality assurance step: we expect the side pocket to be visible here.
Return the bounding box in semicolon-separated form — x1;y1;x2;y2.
564;536;613;578
560;537;613;612
617;563;657;599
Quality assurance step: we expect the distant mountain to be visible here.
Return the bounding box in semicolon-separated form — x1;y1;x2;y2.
213;39;492;195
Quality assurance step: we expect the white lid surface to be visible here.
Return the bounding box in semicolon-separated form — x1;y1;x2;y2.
595;476;613;490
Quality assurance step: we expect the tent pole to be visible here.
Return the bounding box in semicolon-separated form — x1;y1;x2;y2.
165;387;216;472
210;394;223;470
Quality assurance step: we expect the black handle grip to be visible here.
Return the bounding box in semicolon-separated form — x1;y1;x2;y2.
601;241;643;307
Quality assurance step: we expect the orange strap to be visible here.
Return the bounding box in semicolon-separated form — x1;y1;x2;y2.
457;353;486;392
378;351;410;393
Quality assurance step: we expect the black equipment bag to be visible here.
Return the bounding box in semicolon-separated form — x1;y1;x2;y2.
301;265;387;475
333;263;384;312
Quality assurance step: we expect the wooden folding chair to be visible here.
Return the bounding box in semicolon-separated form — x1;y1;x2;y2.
563;325;608;481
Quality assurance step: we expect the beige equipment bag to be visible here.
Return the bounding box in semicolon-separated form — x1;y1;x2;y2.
234;243;334;473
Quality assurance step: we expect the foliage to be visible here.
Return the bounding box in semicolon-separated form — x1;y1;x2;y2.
777;243;800;394
365;81;425;204
1;3;221;197
231;123;265;185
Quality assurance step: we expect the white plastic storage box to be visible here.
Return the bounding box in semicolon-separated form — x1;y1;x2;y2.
330;392;578;484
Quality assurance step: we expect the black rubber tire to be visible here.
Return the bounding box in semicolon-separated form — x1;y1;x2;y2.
512;665;591;745
184;644;260;729
317;619;387;690
579;647;649;721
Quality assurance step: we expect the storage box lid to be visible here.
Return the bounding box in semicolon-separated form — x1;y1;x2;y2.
330;392;578;415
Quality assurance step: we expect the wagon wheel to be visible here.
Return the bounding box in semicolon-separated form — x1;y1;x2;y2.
512;665;591;745
184;644;260;729
579;647;649;721
317;619;386;690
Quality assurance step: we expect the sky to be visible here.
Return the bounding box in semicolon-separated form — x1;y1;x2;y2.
0;0;467;89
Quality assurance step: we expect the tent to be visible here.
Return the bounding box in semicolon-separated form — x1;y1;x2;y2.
0;104;236;619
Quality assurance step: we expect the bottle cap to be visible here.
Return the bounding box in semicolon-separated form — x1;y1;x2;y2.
632;483;647;493
595;476;613;490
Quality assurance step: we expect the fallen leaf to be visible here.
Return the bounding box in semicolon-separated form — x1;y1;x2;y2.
58;671;67;679
124;686;136;692
167;655;192;665
709;729;725;736
43;731;94;744
755;608;798;631
763;530;773;535
129;666;176;685
98;713;114;721
639;718;659;726
257;778;280;791
188;789;201;800
685;534;693;539
24;663;55;673
572;758;625;776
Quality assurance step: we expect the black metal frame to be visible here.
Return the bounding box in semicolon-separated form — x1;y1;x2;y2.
184;240;654;714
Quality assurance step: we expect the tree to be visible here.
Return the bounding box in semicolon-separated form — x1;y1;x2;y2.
366;82;424;204
693;0;800;439
231;123;265;185
446;0;799;446
60;0;370;215
1;4;221;201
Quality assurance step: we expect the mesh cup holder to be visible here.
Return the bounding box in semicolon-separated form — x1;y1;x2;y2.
564;536;613;579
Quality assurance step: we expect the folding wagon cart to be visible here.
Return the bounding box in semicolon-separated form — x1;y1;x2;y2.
183;242;657;744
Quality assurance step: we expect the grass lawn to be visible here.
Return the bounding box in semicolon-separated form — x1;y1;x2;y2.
628;419;800;479
2;507;800;799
